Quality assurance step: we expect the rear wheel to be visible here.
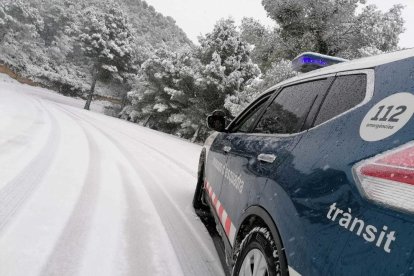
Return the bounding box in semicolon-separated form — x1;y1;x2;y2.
233;227;287;276
239;249;269;276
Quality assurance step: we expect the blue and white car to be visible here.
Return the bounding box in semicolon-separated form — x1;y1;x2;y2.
193;49;414;276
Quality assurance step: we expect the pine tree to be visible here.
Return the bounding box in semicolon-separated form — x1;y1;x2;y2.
124;19;260;141
0;1;44;72
123;47;201;134
0;1;43;44
260;0;405;60
77;4;136;110
0;0;191;105
240;17;281;72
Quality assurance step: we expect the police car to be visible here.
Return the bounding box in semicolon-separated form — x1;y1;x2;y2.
193;49;414;276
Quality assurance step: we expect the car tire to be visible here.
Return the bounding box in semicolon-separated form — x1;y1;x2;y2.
232;227;288;276
192;151;206;210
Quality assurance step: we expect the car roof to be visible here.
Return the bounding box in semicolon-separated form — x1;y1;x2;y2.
265;48;414;93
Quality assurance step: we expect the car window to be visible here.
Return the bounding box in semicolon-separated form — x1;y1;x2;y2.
253;79;328;134
231;95;271;133
314;74;367;125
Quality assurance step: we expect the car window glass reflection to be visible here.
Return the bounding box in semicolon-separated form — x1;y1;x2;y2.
254;80;328;134
234;96;270;133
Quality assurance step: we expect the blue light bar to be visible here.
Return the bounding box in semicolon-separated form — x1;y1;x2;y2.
292;52;348;73
301;57;328;66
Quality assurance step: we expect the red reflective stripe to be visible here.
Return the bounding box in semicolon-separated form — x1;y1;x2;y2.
361;164;414;185
205;179;235;243
225;217;231;236
218;205;224;218
213;196;218;206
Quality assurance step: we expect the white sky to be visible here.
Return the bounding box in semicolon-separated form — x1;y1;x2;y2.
144;0;414;49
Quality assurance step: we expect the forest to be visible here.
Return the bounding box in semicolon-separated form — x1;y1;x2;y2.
0;0;406;142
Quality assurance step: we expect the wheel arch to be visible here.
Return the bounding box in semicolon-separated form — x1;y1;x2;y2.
233;205;289;273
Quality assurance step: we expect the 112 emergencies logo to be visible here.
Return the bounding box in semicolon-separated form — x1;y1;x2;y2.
360;93;414;142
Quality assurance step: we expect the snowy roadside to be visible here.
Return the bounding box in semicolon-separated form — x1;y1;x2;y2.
0;73;108;114
0;73;224;276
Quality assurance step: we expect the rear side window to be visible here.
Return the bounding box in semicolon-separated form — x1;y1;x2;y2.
253;79;329;134
314;74;367;125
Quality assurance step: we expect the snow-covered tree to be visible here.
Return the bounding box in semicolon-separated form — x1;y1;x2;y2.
197;19;260;94
260;0;405;60
185;19;260;140
123;19;260;141
78;4;136;110
124;48;200;133
0;1;43;44
225;59;297;116
240;17;282;72
337;4;405;58
191;18;261;123
0;0;194;123
0;1;44;73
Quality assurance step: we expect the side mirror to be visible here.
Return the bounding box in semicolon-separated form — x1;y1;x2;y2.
207;110;226;132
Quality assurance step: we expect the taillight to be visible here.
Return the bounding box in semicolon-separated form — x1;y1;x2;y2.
353;142;414;213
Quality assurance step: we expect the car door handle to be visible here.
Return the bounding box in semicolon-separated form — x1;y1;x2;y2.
223;146;232;153
257;153;276;164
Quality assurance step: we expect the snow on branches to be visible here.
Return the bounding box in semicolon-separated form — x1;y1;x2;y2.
123;19;260;141
0;0;407;142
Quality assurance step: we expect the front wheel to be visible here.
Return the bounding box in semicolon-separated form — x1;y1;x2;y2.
192;151;206;210
232;227;288;276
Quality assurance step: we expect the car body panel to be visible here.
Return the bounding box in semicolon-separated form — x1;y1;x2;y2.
218;133;303;245
206;132;230;199
201;52;414;275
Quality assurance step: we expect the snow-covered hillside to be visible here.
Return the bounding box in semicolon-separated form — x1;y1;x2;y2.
0;74;224;276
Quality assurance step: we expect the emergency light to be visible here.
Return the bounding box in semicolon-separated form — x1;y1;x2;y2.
292;52;348;73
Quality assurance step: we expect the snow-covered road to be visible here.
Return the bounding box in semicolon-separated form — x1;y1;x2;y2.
0;75;224;276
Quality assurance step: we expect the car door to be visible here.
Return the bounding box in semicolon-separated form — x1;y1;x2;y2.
204;93;272;206
219;77;334;246
204;92;274;242
205;132;230;201
259;72;373;275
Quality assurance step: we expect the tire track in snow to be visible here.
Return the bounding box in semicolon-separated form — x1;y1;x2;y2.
118;167;154;276
55;104;196;191
40;118;102;276
57;105;224;276
115;131;196;177
0;97;47;190
0;97;44;153
120;154;224;276
0;100;60;233
118;164;180;276
62;106;196;177
54;102;185;276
